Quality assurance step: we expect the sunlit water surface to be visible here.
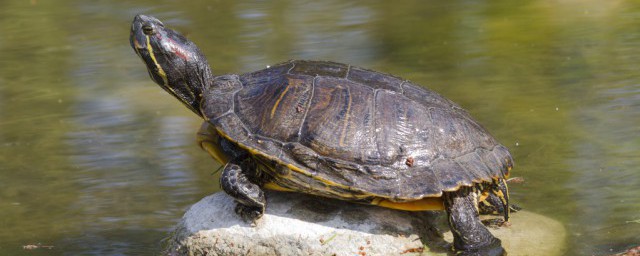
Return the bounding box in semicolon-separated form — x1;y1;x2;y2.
0;1;638;255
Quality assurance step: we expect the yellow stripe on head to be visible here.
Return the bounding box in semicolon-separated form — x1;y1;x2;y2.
145;35;169;86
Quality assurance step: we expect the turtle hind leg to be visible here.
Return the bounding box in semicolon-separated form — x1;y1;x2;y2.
220;160;266;223
443;186;505;256
479;179;520;224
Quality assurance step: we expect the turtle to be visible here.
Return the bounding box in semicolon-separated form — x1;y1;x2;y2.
130;14;514;256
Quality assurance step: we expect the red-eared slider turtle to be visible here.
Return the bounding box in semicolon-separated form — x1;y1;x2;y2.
130;15;514;255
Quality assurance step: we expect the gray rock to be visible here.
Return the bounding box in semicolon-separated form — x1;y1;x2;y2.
165;192;566;256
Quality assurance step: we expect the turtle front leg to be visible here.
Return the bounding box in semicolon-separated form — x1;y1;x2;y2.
220;161;266;223
443;187;505;256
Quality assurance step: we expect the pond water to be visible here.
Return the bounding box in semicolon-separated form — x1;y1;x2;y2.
1;1;638;255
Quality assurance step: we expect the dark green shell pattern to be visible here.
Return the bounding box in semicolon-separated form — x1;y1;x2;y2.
200;60;513;202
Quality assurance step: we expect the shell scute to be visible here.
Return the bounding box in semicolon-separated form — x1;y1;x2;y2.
206;60;512;199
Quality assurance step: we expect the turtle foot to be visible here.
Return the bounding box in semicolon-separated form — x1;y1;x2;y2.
481;218;511;228
454;237;505;256
235;203;263;224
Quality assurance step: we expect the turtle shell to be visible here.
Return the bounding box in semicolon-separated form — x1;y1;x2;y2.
200;60;512;202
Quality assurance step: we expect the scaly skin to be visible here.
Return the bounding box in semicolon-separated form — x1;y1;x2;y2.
444;187;505;256
220;160;266;223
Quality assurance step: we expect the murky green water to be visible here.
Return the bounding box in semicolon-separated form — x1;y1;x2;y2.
1;1;638;255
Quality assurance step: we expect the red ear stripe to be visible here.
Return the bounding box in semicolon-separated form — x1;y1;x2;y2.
165;36;190;61
172;45;190;61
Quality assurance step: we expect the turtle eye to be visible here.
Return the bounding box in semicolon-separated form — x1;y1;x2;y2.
142;24;154;35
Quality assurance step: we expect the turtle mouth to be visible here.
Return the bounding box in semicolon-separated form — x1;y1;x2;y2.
130;30;146;54
130;15;170;87
130;24;148;53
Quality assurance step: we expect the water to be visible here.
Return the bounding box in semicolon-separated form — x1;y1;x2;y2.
1;1;638;255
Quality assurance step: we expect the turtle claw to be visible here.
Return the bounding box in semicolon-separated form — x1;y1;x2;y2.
481;218;510;229
234;203;264;224
509;203;522;212
454;237;505;256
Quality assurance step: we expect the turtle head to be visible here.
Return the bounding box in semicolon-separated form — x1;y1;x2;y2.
130;14;213;116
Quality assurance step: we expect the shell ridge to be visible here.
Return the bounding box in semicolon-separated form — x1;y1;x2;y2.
398;80;407;94
211;111;232;122
344;64;352;79
296;76;317;143
286;60;296;74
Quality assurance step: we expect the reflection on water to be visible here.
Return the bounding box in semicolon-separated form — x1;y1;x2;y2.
235;1;376;68
0;1;638;255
